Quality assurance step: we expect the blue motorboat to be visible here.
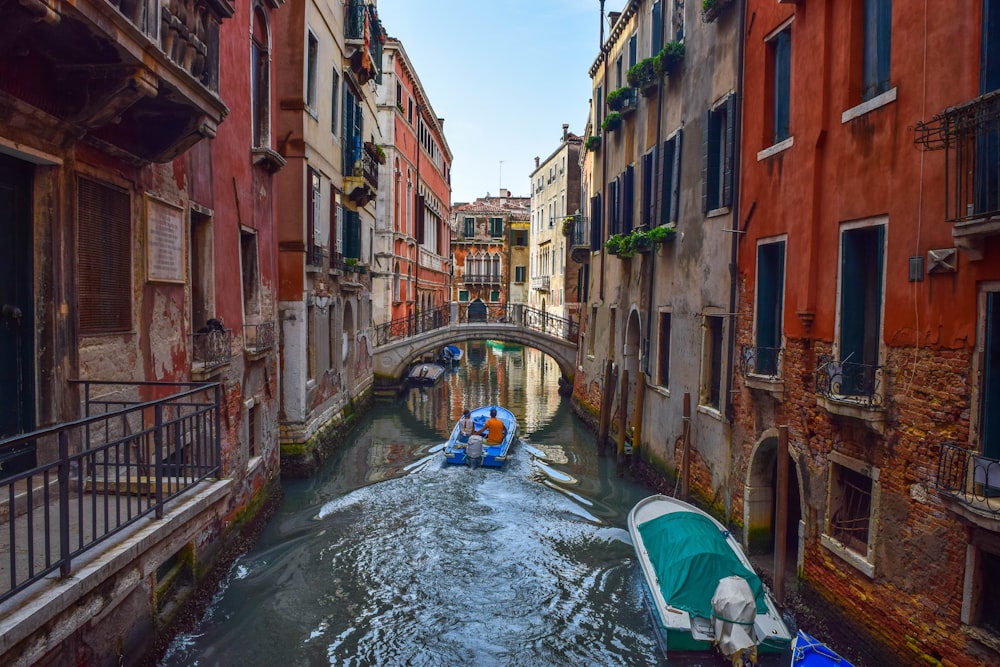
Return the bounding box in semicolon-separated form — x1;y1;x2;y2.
439;344;463;365
443;405;518;468
790;630;855;666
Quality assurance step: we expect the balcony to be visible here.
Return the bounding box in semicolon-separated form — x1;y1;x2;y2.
345;142;379;206
815;354;885;431
915;89;1000;256
462;273;503;286
345;0;384;85
0;0;234;164
565;214;591;262
531;275;550;291
0;380;221;603
739;344;784;397
936;443;1000;528
244;321;275;356
191;326;233;372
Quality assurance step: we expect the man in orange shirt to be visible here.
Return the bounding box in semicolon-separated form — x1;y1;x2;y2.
476;408;506;444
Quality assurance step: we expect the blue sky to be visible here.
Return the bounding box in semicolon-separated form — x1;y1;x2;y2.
377;0;620;204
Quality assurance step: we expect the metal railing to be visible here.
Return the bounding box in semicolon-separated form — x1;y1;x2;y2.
192;327;233;371
936;442;1000;516
815;354;884;409
523;306;579;341
567;214;591;251
372;305;453;346
531;275;551;291
739;344;783;381
0;381;221;603
355;149;379;190
461;273;504;285
244;321;276;355
915;89;1000;223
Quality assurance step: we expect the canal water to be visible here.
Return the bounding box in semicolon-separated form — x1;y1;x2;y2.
161;341;778;667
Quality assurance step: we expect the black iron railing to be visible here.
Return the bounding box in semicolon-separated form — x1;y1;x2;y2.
372;305;453;346
815;354;884;409
0;381;221;603
568;214;591;251
192;328;233;370
915;89;1000;223
244;321;276;355
461;273;504;285
523;306;579;341
739;344;783;380
936;442;1000;516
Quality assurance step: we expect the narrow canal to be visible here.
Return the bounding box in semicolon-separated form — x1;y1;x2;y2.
161;341;784;666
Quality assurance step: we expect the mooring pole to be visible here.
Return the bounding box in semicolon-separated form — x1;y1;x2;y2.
631;373;646;461
774;424;789;605
597;360;615;455
616;369;629;467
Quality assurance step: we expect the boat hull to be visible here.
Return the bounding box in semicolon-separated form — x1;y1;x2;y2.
407;362;446;386
791;630;855;666
443;406;517;468
627;494;792;657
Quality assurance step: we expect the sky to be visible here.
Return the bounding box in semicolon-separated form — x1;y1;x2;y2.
376;0;621;205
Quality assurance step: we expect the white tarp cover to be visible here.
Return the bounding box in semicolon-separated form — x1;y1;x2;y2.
711;575;757;658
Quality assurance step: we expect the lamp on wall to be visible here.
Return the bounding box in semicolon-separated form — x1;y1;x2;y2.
314;279;332;314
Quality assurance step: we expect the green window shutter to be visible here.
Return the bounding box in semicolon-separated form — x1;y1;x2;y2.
701;110;710;214
723;94;735;208
344;209;361;259
671;130;683;224
623;164;635;233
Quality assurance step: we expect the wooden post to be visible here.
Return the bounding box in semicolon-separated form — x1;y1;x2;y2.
774;425;789;605
597;360;616;455
617;369;629;466
631;373;646;459
681;393;691;500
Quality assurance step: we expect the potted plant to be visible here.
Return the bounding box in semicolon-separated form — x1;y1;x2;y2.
604;233;624;255
344;257;358;270
585;134;602;151
562;216;575;238
647;224;677;243
602;111;622;133
654;41;685;75
627;57;658;94
606;86;637;112
629;229;653;253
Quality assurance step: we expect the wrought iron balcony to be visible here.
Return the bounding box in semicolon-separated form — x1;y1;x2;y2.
531;275;550;291
0;0;233;163
191;327;233;371
815;354;884;409
566;214;591;262
462;273;503;285
344;0;384;85
0;380;220;603
345;146;378;206
244;321;275;355
936;442;1000;518
739;344;783;381
915;89;1000;243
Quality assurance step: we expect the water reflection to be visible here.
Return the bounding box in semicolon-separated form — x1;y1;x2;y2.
162;341;737;666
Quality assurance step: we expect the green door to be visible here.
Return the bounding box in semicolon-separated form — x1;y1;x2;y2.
0;154;36;477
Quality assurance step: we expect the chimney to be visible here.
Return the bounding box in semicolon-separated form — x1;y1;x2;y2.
535;156;540;168
562;124;569;141
438;117;445;129
608;11;621;28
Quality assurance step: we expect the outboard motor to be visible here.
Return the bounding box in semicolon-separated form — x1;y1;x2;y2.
711;575;758;666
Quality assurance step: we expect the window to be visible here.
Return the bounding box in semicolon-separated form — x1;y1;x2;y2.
78;178;131;333
464;216;475;238
657;312;671;388
590;193;602;250
823;453;878;574
672;0;685;42
754;240;786;376
393;262;400;302
981;291;1000;462
596;84;604;126
623;164;634;234
330;67;340;134
190;211;214;331
768;27;791;145
512;229;527;246
660;131;682;225
641;149;655;229
861;0;892;101
515;266;526;283
703;95;735;212
307;168;322;265
965;534;1000;639
459;290;469;302
251;8;270;148
240;229;260;320
489;217;503;238
490;290;500;302
702;315;724;409
247;404;257;459
608;178;620;237
838;223;885;396
407;98;413;124
628;33;637;68
343;209;361;259
652;1;663;55
342;84;362;173
588;306;598;356
306;31;318;111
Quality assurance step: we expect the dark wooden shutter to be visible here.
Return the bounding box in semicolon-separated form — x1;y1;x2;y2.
416;195;426;243
671;130;683;223
652;1;663;54
590;194;603;250
701;111;710;214
723;94;735;208
623;164;635;233
344;209;361;259
78;177;131;333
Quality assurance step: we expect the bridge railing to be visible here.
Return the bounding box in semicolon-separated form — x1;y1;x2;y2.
372;303;580;348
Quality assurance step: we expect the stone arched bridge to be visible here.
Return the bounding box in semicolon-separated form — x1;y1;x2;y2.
371;303;579;390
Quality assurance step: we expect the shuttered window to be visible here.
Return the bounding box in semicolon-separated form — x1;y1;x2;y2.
344;209;361;259
78;177;131;334
660;130;682;225
702;95;735;213
589;194;602;250
862;0;892;101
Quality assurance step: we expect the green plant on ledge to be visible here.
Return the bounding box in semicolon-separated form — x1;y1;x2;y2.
627;57;658;91
654;41;685;75
647;224;677;243
602;111;622;133
604;233;634;258
606;86;635;111
585;134;602;151
562;216;575;237
344;257;358;268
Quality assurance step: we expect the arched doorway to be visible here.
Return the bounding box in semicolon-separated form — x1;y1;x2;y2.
467;298;487;322
622;309;642;447
746;434;802;569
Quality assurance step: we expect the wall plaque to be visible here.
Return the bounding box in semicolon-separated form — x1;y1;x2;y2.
146;197;184;283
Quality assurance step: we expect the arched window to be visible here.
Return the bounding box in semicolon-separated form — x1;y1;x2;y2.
393;261;400;302
251;7;270;148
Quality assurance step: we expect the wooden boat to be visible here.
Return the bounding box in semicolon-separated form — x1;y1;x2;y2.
628;494;792;661
407;362;446;386
790;630;855;666
439;344;463;365
443;405;518;468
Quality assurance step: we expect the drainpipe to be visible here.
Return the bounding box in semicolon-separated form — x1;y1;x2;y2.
724;0;748;423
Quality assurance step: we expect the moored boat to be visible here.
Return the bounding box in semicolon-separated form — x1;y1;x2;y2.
443;405;517;468
439;344;463;365
628;494;792;661
407;362;446;386
790;630;855;667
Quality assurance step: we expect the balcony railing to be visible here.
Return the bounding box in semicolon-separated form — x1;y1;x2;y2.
0;380;221;603
462;273;503;285
523;306;579;342
915;89;1000;225
372;305;452;346
192;327;233;371
739;344;783;381
356;148;379;190
531;275;551;291
815;354;884;409
936;442;1000;517
244;321;276;355
345;0;384;84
